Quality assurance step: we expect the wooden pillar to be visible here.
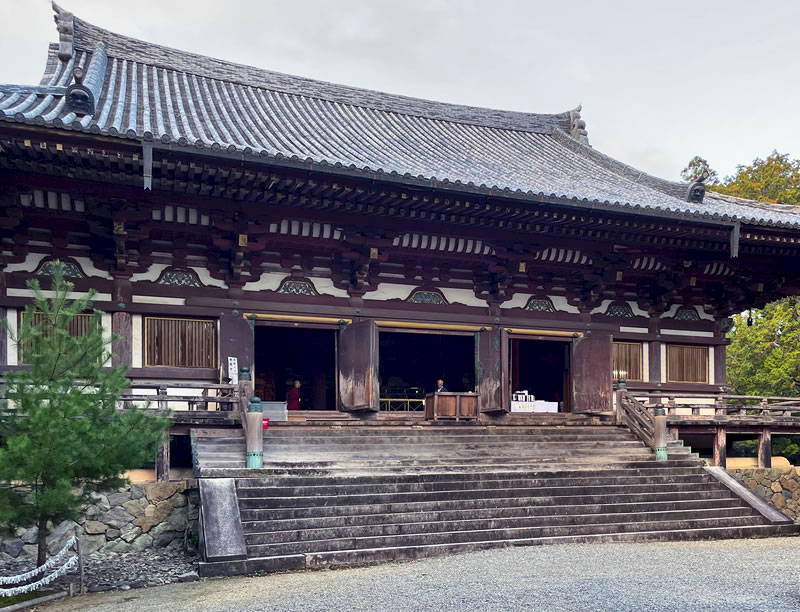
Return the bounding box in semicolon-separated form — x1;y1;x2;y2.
510;338;520;392
758;428;772;468
714;344;726;386
111;311;132;368
571;332;612;413
0;306;7;367
475;328;508;413
155;436;170;482
713;427;727;468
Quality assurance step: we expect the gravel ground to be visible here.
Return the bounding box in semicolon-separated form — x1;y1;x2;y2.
40;538;800;612
0;548;197;593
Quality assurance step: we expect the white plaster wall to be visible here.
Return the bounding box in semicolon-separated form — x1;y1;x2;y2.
72;256;113;279
5;253;47;273
642;342;650;383
660;329;714;338
130;264;169;283
190;267;227;289
619;326;648;334
7;288;111;301
591;299;648;317
549;296;580;314
242;272;287;292
709;346;715;385
6;308;17;366
132;315;143;368
102;313;113;367
439;287;486;308
660;344;667;382
309;277;349;298
500;293;532;309
132;296;186;306
364;283;416;301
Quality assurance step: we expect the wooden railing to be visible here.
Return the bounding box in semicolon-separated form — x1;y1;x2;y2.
616;387;656;449
119;383;238;412
641;393;800;420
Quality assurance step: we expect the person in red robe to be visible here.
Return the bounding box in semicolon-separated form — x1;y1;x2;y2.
287;379;302;410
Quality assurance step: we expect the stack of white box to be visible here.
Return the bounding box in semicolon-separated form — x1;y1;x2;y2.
511;391;536;412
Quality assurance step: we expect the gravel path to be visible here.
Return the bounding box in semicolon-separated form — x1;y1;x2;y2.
41;538;800;612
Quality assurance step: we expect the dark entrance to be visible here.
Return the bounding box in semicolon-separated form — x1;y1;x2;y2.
510;338;571;411
254;326;337;410
378;331;474;410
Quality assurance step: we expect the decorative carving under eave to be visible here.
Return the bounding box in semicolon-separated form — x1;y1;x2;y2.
673;306;701;321
277;277;319;296
524;296;556;313
157;268;202;288
606;300;635;318
407;290;447;305
37;258;83;279
720;317;734;334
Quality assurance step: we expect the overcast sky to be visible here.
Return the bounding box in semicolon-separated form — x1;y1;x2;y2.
1;0;798;181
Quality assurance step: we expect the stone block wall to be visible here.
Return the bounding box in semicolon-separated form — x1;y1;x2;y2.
0;481;199;562
729;467;799;520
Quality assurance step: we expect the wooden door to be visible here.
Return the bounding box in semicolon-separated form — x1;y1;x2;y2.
571;332;612;413
475;328;509;413
338;320;379;411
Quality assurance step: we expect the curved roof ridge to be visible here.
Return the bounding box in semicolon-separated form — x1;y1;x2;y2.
551;129;688;200
66;13;572;134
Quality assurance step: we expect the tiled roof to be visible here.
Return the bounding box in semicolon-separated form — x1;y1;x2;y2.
1;4;799;231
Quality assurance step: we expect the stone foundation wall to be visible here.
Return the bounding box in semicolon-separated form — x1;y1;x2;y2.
729;467;800;520
0;481;199;562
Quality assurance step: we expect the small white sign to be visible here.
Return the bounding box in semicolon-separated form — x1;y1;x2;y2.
227;356;239;384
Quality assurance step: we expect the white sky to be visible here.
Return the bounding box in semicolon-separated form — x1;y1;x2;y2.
1;0;798;182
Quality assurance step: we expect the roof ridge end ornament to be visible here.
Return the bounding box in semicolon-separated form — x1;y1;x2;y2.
686;168;709;204
568;105;590;146
65;42;108;116
52;1;74;63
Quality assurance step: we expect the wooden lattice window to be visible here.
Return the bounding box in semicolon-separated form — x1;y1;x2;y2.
667;345;708;383
19;311;98;364
145;317;217;368
612;342;643;381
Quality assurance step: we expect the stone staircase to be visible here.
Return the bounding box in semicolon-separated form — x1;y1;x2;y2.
194;426;798;576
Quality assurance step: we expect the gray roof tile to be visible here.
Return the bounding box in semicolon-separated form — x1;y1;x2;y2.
1;8;799;231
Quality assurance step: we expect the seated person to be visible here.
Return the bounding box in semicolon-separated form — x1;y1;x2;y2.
435;378;448;393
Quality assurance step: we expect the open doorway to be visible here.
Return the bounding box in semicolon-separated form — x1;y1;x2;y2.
378;331;474;410
254;326;337;410
510;338;571;411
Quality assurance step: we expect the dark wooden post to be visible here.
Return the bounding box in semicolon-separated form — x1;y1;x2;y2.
758;428;772;468
155;436;170;482
713;427;727;468
219;311;255;380
475;328;508;413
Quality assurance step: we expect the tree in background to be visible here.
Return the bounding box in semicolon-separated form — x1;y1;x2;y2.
686;152;800;463
681;156;719;184
0;263;168;566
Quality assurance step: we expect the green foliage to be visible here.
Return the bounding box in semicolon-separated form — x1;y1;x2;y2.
714;151;800;204
681;156;719;184
0;263;168;565
727;298;800;397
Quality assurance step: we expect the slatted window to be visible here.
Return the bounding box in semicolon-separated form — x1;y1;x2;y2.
145;317;217;369
667;345;708;383
612;342;643;381
19;311;97;363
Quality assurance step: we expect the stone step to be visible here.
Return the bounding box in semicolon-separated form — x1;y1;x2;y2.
243;506;761;544
235;474;719;498
240;497;750;529
256;434;642;444
244;516;771;557
239;494;749;522
199;459;705;478
232;466;710;487
238;485;731;511
260;426;627;436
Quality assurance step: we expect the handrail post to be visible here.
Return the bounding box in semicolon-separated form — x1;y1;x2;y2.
615;378;626;425
246;396;264;469
653;403;668;461
758;427;772;468
238;367;253;436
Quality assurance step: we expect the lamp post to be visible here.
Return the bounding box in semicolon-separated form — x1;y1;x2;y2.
246;396;263;468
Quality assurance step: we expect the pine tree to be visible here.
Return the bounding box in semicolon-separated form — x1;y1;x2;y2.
0;262;168;566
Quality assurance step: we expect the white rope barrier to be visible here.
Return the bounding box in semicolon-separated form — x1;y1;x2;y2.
0;536;77;585
0;556;77;597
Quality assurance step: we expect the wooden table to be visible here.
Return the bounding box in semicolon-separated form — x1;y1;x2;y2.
424;392;479;421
